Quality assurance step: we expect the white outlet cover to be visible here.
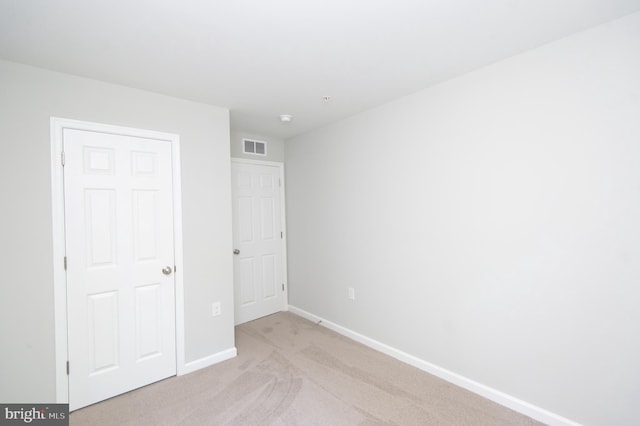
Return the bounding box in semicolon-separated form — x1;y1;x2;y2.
212;302;221;316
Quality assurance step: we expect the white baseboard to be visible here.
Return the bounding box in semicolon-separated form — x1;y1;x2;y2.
180;347;237;375
288;305;581;426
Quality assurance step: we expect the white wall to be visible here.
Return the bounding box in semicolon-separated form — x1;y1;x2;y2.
285;12;640;426
230;129;285;162
0;60;235;402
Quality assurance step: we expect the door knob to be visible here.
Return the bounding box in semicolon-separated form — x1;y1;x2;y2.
162;266;173;275
233;249;240;255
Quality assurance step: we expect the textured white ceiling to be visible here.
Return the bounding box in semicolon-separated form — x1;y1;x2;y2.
1;0;640;139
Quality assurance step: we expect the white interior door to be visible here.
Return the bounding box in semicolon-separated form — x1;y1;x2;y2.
63;128;177;410
232;161;285;325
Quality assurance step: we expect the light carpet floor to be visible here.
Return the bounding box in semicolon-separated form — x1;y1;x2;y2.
71;311;542;425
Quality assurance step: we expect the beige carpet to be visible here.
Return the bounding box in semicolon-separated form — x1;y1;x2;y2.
70;312;542;425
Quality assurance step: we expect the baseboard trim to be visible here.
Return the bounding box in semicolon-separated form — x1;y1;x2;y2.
180;347;237;375
288;305;580;426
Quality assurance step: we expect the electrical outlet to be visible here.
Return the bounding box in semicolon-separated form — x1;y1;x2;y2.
347;287;355;300
212;302;221;317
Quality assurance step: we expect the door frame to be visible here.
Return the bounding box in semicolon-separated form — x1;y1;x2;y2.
50;117;186;404
230;158;289;319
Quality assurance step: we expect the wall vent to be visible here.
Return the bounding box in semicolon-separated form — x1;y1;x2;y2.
243;138;267;156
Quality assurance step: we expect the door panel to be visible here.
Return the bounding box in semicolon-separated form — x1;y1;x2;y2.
64;129;176;410
87;292;119;374
85;189;117;266
232;162;285;324
262;255;277;299
135;283;162;360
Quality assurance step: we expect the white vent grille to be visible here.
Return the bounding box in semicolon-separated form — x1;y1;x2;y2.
243;138;267;156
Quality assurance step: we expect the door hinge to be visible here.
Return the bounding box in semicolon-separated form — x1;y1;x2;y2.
282;283;285;291
281;231;283;239
66;361;70;375
61;151;65;166
64;256;67;270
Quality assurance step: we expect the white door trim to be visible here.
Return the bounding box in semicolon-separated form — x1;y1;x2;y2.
50;117;187;404
230;158;288;315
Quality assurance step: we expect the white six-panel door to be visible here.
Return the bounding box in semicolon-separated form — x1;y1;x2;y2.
63;128;177;410
231;161;285;325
